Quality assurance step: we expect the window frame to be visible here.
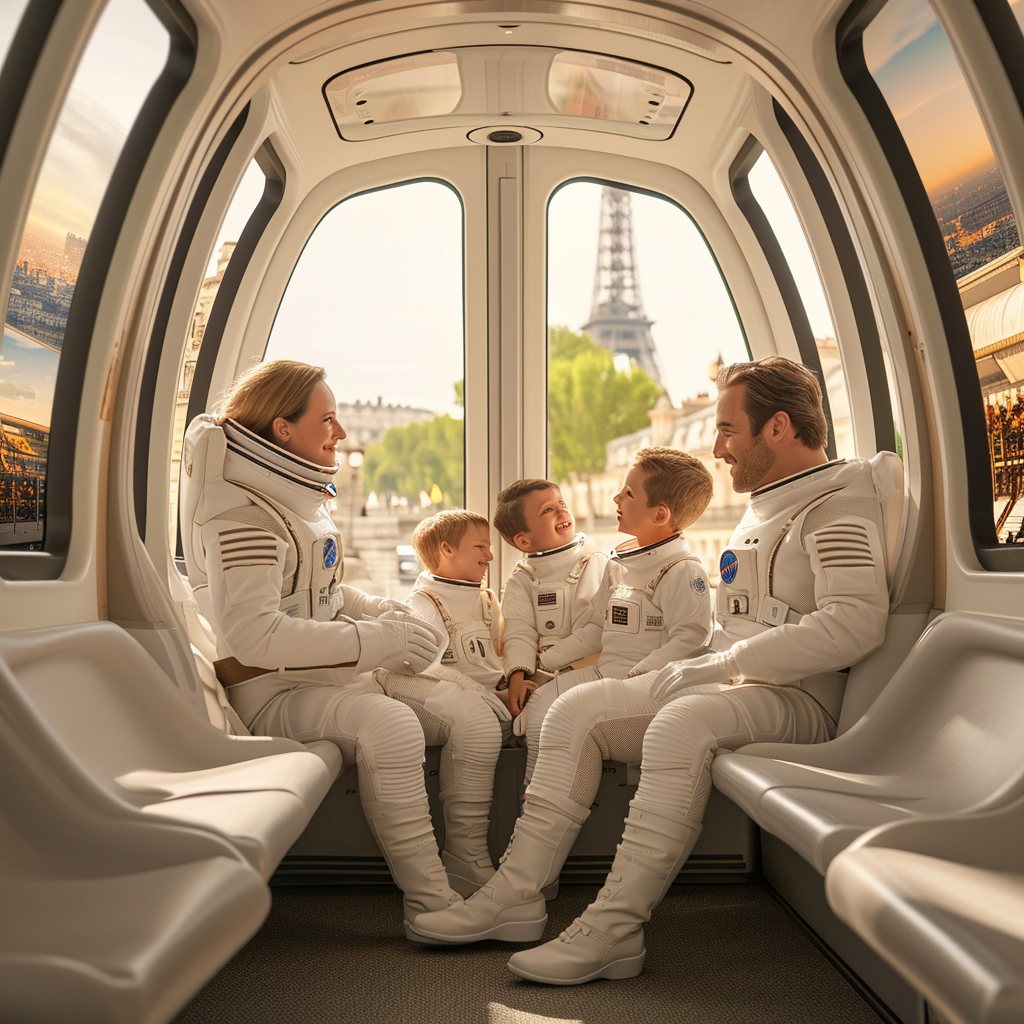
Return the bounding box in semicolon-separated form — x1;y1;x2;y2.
838;0;1019;570
0;0;196;580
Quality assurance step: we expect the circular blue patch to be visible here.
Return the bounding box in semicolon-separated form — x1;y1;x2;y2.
323;536;339;569
720;550;738;585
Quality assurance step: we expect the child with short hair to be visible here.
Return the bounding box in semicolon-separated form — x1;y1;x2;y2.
494;480;609;718
374;509;510;897
516;447;715;785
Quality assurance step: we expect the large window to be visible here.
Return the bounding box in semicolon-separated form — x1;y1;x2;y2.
860;0;1023;545
266;180;465;598
1;0;169;549
547;180;748;571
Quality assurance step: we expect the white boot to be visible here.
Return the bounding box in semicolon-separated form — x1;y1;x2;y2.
406;791;589;944
441;798;495;897
363;799;463;934
507;804;701;984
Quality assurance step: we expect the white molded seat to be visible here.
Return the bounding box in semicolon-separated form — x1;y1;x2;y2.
0;701;269;1024
711;612;1024;873
826;796;1024;1024
0;622;342;878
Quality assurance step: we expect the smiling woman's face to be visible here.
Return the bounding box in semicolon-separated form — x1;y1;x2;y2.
273;380;346;466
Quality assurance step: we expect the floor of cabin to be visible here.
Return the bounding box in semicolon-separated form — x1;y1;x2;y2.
174;882;885;1024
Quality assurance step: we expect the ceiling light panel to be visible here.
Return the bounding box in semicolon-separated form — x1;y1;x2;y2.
323;47;692;141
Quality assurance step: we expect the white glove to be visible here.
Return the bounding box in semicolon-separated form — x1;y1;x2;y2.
354;617;440;675
375;607;447;649
648;650;740;702
374;597;413;617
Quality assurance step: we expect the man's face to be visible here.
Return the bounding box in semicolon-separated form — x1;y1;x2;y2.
712;384;776;493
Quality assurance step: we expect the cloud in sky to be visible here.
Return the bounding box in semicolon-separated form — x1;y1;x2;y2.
0;380;35;402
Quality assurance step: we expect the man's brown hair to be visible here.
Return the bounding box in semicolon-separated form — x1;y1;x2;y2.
413;509;490;573
493;479;561;544
717;356;828;450
632;447;714;531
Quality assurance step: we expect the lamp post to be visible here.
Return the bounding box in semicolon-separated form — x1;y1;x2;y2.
346;447;365;548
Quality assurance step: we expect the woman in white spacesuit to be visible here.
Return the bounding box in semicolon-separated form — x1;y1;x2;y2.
179;360;462;930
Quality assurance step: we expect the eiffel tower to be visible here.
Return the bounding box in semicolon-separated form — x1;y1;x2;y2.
580;186;665;388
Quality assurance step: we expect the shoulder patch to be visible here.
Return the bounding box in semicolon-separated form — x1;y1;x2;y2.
720;550;738;584
690;576;707;595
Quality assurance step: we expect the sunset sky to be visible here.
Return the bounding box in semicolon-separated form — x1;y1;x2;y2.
865;0;1024;196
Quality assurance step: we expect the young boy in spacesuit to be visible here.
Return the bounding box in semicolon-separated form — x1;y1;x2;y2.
493;479;608;724
374;509;511;897
512;447;716;786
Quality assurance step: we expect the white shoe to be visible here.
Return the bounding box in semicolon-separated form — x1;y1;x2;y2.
442;850;495;898
507;919;646;984
405;872;547;944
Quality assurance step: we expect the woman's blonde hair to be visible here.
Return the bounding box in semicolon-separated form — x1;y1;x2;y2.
217;360;327;441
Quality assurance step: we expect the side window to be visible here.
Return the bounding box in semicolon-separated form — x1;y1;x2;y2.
851;0;1021;555
1;0;173;553
265;180;465;598
168;159;267;549
546;180;749;571
745;151;856;459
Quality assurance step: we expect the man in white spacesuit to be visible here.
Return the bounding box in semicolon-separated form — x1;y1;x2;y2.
407;356;903;985
180;361;461;931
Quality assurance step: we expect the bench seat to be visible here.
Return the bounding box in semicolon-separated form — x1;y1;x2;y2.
826;796;1024;1024
0;692;269;1024
0;621;341;879
711;612;1024;873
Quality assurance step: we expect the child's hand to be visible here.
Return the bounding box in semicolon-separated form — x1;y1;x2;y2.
507;670;535;717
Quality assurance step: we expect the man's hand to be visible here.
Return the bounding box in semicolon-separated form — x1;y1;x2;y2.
507;670;538;717
648;650;740;702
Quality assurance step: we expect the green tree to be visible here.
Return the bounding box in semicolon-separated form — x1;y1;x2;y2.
363;414;464;507
548;326;663;517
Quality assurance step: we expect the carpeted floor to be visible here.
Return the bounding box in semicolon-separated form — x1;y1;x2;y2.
174;883;883;1024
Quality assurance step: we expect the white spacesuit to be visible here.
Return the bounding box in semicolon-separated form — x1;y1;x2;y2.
407;453;903;980
517;534;713;784
375;571;511;896
500;534;608;678
179;414;460;925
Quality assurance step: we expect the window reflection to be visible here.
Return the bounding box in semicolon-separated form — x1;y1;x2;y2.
1;0;168;547
547;180;748;573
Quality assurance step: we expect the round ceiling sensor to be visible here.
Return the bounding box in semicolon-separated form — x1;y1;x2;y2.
467;125;543;145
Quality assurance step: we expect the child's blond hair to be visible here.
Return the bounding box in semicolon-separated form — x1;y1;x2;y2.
413;509;490;573
493;479;561;545
632;447;713;531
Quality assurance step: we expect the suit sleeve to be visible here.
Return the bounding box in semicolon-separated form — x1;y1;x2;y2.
728;514;889;684
537;569;606;672
500;570;540;675
201;521;362;669
629;562;713;675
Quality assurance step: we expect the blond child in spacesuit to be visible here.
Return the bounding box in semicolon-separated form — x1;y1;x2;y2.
179;360;460;934
511;449;716;786
374;509;511;897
